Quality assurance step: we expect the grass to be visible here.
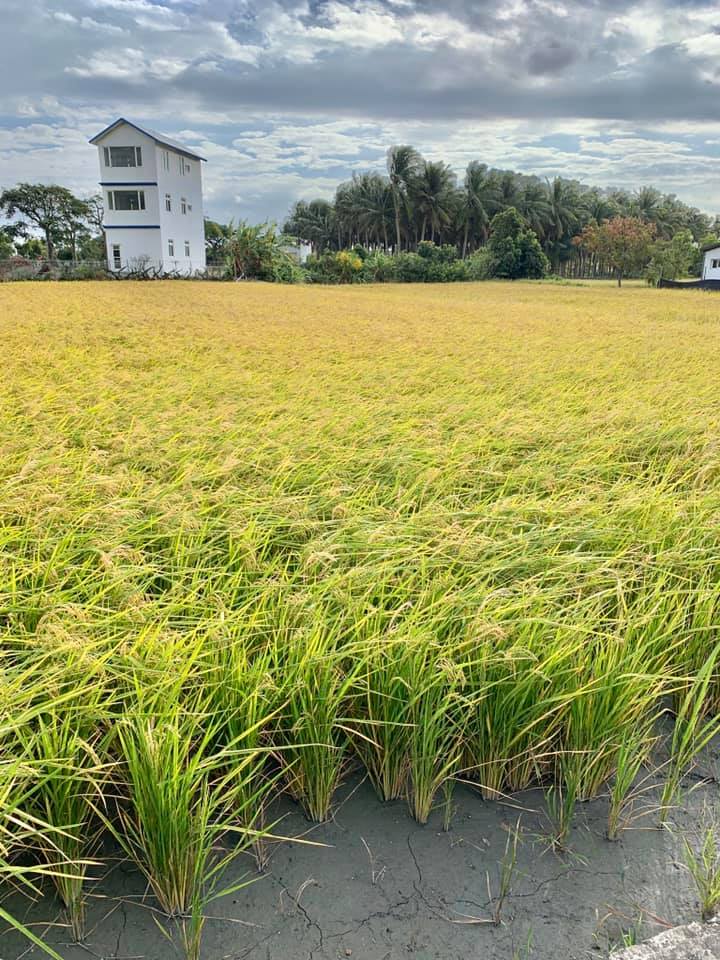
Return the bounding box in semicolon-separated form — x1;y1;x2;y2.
0;279;719;953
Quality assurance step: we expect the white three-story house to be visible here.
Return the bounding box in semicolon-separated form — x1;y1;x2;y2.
90;118;206;274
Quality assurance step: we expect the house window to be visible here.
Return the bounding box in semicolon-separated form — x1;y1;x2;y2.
165;194;172;212
184;240;190;257
168;239;175;257
108;189;145;211
162;150;170;171
712;259;720;269
104;146;142;167
112;244;121;269
181;197;187;214
178;157;191;175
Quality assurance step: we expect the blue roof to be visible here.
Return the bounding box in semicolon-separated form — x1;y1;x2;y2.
89;118;206;161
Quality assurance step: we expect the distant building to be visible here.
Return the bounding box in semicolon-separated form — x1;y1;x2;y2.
90;118;206;275
701;243;720;282
282;240;312;264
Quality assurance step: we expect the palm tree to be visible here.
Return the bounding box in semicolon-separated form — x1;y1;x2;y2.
353;173;394;250
412;160;457;243
458;161;499;256
631;186;662;223
496;171;519;210
545;177;582;270
516;178;551;242
284;199;336;254
386;145;422;253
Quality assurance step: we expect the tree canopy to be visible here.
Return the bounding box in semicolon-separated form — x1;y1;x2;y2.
283;144;716;274
0;184;104;261
575;217;656;286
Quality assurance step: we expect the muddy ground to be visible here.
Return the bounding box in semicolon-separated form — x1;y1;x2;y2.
2;758;718;960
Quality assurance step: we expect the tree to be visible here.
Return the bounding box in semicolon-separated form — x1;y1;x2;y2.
386;145;422;253
575;216;656;286
0;183;87;259
335;173;393;250
283;199;336;254
0;223;24;259
224;221;298;282
56;192;91;260
412;160;456;243
204;219;232;261
15;237;45;259
84;195;104;234
486;207;549;279
545;177;582;270
458;161;498;256
646;229;696;284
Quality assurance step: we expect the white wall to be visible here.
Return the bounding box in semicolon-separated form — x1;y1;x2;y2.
156;145;206;274
96;122;206;275
702;247;720;281
105;228;162;272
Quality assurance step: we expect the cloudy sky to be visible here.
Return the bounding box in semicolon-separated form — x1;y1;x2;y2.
1;0;719;222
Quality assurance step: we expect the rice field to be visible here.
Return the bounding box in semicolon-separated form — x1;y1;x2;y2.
1;279;720;957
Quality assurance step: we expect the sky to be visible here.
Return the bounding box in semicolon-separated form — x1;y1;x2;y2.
1;0;720;223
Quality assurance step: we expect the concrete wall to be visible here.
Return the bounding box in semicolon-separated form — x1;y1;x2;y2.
96;122;205;275
155;143;206;274
702;247;720;280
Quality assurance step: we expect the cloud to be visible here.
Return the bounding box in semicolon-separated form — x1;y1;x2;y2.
1;0;718;222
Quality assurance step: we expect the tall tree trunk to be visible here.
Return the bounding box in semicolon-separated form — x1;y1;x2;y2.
462;223;469;259
393;189;401;254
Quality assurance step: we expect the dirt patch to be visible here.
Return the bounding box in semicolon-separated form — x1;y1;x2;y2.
3;762;718;960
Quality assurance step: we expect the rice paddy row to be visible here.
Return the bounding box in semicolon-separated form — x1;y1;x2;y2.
1;280;720;958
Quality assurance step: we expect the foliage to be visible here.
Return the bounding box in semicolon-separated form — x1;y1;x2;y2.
0;183;90;259
2;282;720;952
0;226;19;259
304;250;363;283
284;144;715;270
224;221;301;283
14;237;45;259
575;216;656;286
486;208;549;279
646;229;697;284
464;246;495;280
204;218;232;261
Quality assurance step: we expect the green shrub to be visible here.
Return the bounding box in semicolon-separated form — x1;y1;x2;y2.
394;252;430;282
361;252;397;282
465;247;494;280
225;221;301;283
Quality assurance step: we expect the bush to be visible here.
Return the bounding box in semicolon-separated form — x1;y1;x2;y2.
416;241;458;264
394;252;429;282
486;208;549;279
361;252;397;282
465;247;494;280
303;251;364;284
225;221;302;283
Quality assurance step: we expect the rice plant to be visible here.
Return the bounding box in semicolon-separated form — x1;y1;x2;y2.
270;624;356;822
660;643;720;824
204;631;283;870
106;676;270;960
606;720;657;841
682;811;720;921
1;280;720;949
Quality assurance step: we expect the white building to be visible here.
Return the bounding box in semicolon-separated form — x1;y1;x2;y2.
282;240;313;264
701;244;720;282
90;118;206;275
